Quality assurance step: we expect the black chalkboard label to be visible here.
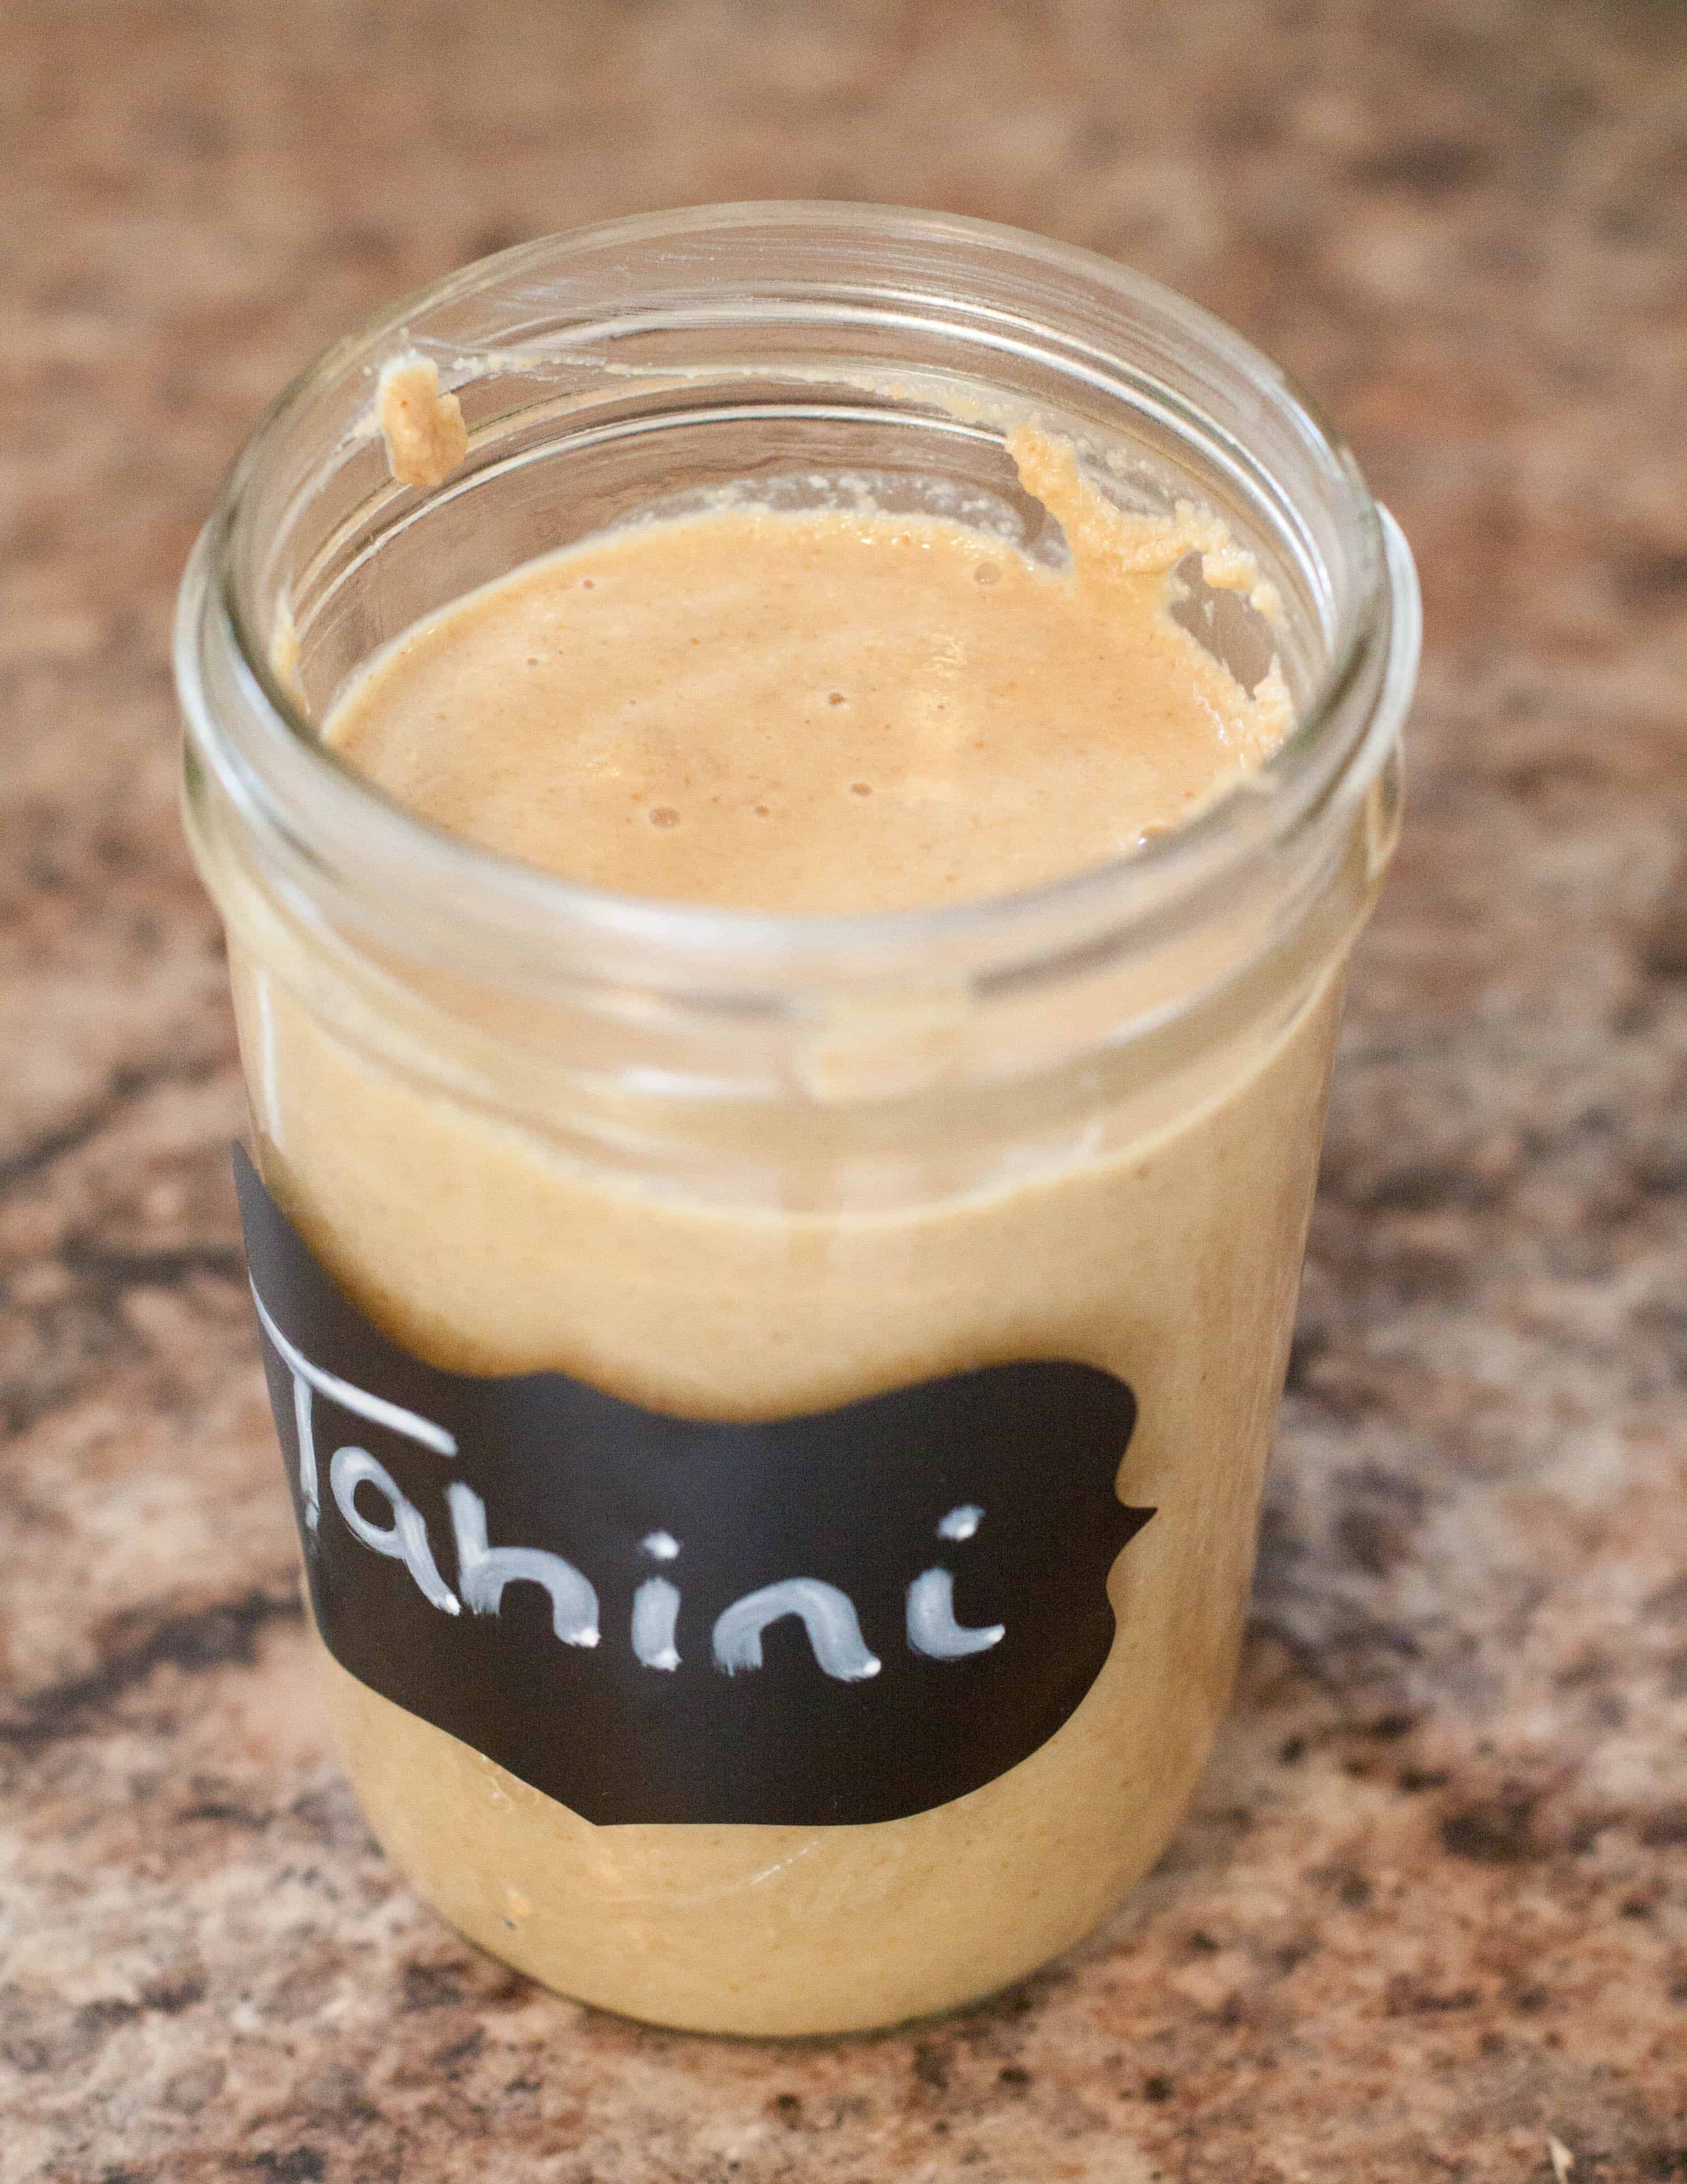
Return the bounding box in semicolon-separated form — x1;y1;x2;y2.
234;1145;1152;1826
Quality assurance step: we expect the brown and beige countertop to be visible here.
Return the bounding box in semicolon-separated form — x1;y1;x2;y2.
2;2;1684;2177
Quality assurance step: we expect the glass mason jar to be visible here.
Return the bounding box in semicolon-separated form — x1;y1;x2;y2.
176;203;1418;2037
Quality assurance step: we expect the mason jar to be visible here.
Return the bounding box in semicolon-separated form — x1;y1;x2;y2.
176;202;1418;2037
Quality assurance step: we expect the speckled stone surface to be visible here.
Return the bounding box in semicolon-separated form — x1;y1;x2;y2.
3;2;1685;2178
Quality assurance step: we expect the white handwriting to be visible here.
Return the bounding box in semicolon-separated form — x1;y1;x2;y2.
329;1446;460;1614
713;1580;882;1681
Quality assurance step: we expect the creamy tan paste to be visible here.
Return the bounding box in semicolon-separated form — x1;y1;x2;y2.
375;354;468;491
334;425;1289;912
233;427;1345;2035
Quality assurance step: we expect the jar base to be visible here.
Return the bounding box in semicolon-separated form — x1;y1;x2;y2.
308;1610;1202;2038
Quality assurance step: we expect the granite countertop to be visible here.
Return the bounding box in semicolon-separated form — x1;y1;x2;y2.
3;2;1685;2177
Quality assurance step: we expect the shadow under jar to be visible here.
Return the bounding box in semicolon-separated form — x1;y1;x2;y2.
177;203;1418;2037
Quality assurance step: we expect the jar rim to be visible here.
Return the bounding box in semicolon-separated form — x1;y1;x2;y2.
177;199;1418;1002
